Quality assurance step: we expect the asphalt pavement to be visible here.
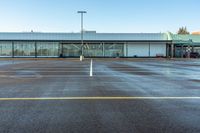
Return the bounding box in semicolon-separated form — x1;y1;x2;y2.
0;58;200;133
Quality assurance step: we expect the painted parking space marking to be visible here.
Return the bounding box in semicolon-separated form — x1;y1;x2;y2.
90;59;93;77
0;97;200;101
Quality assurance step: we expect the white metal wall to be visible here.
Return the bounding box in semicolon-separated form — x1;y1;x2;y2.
127;42;166;57
127;43;149;57
150;43;166;57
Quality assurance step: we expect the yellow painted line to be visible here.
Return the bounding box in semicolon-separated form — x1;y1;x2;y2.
0;97;200;101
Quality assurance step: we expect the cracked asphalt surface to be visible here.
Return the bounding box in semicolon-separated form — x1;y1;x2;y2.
0;58;200;133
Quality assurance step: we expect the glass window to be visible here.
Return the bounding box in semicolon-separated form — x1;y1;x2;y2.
14;42;35;57
83;43;103;57
104;43;124;57
63;43;81;57
37;42;59;57
194;47;200;53
0;42;12;57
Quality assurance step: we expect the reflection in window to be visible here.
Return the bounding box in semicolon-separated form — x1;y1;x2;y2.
104;43;124;57
0;42;12;57
14;42;35;57
63;44;81;57
83;43;103;57
37;42;59;57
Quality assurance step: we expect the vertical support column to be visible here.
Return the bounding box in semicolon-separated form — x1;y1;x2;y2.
124;42;127;57
57;43;60;57
35;42;37;58
62;43;64;56
12;41;14;58
171;43;174;58
148;42;151;57
192;46;194;53
166;44;169;58
0;45;1;56
126;42;128;57
102;42;105;57
174;45;176;58
181;45;184;58
187;45;191;58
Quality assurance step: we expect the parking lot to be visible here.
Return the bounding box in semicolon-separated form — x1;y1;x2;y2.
0;58;200;133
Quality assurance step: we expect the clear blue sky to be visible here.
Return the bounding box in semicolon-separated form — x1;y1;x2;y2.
0;0;199;33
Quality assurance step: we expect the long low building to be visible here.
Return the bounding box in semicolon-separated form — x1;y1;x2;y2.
0;32;199;58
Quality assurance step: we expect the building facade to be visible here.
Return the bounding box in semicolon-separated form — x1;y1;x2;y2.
0;32;199;58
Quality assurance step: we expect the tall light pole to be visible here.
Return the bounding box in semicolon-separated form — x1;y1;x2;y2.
77;11;87;60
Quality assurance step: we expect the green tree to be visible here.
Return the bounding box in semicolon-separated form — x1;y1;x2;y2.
177;26;190;34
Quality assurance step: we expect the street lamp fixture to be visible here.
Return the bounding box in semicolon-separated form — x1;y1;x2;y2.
77;11;87;61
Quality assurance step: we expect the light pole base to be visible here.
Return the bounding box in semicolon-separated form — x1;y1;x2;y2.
80;55;84;61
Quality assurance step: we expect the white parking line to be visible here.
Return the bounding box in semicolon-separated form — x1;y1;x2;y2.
90;59;93;77
0;97;200;101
